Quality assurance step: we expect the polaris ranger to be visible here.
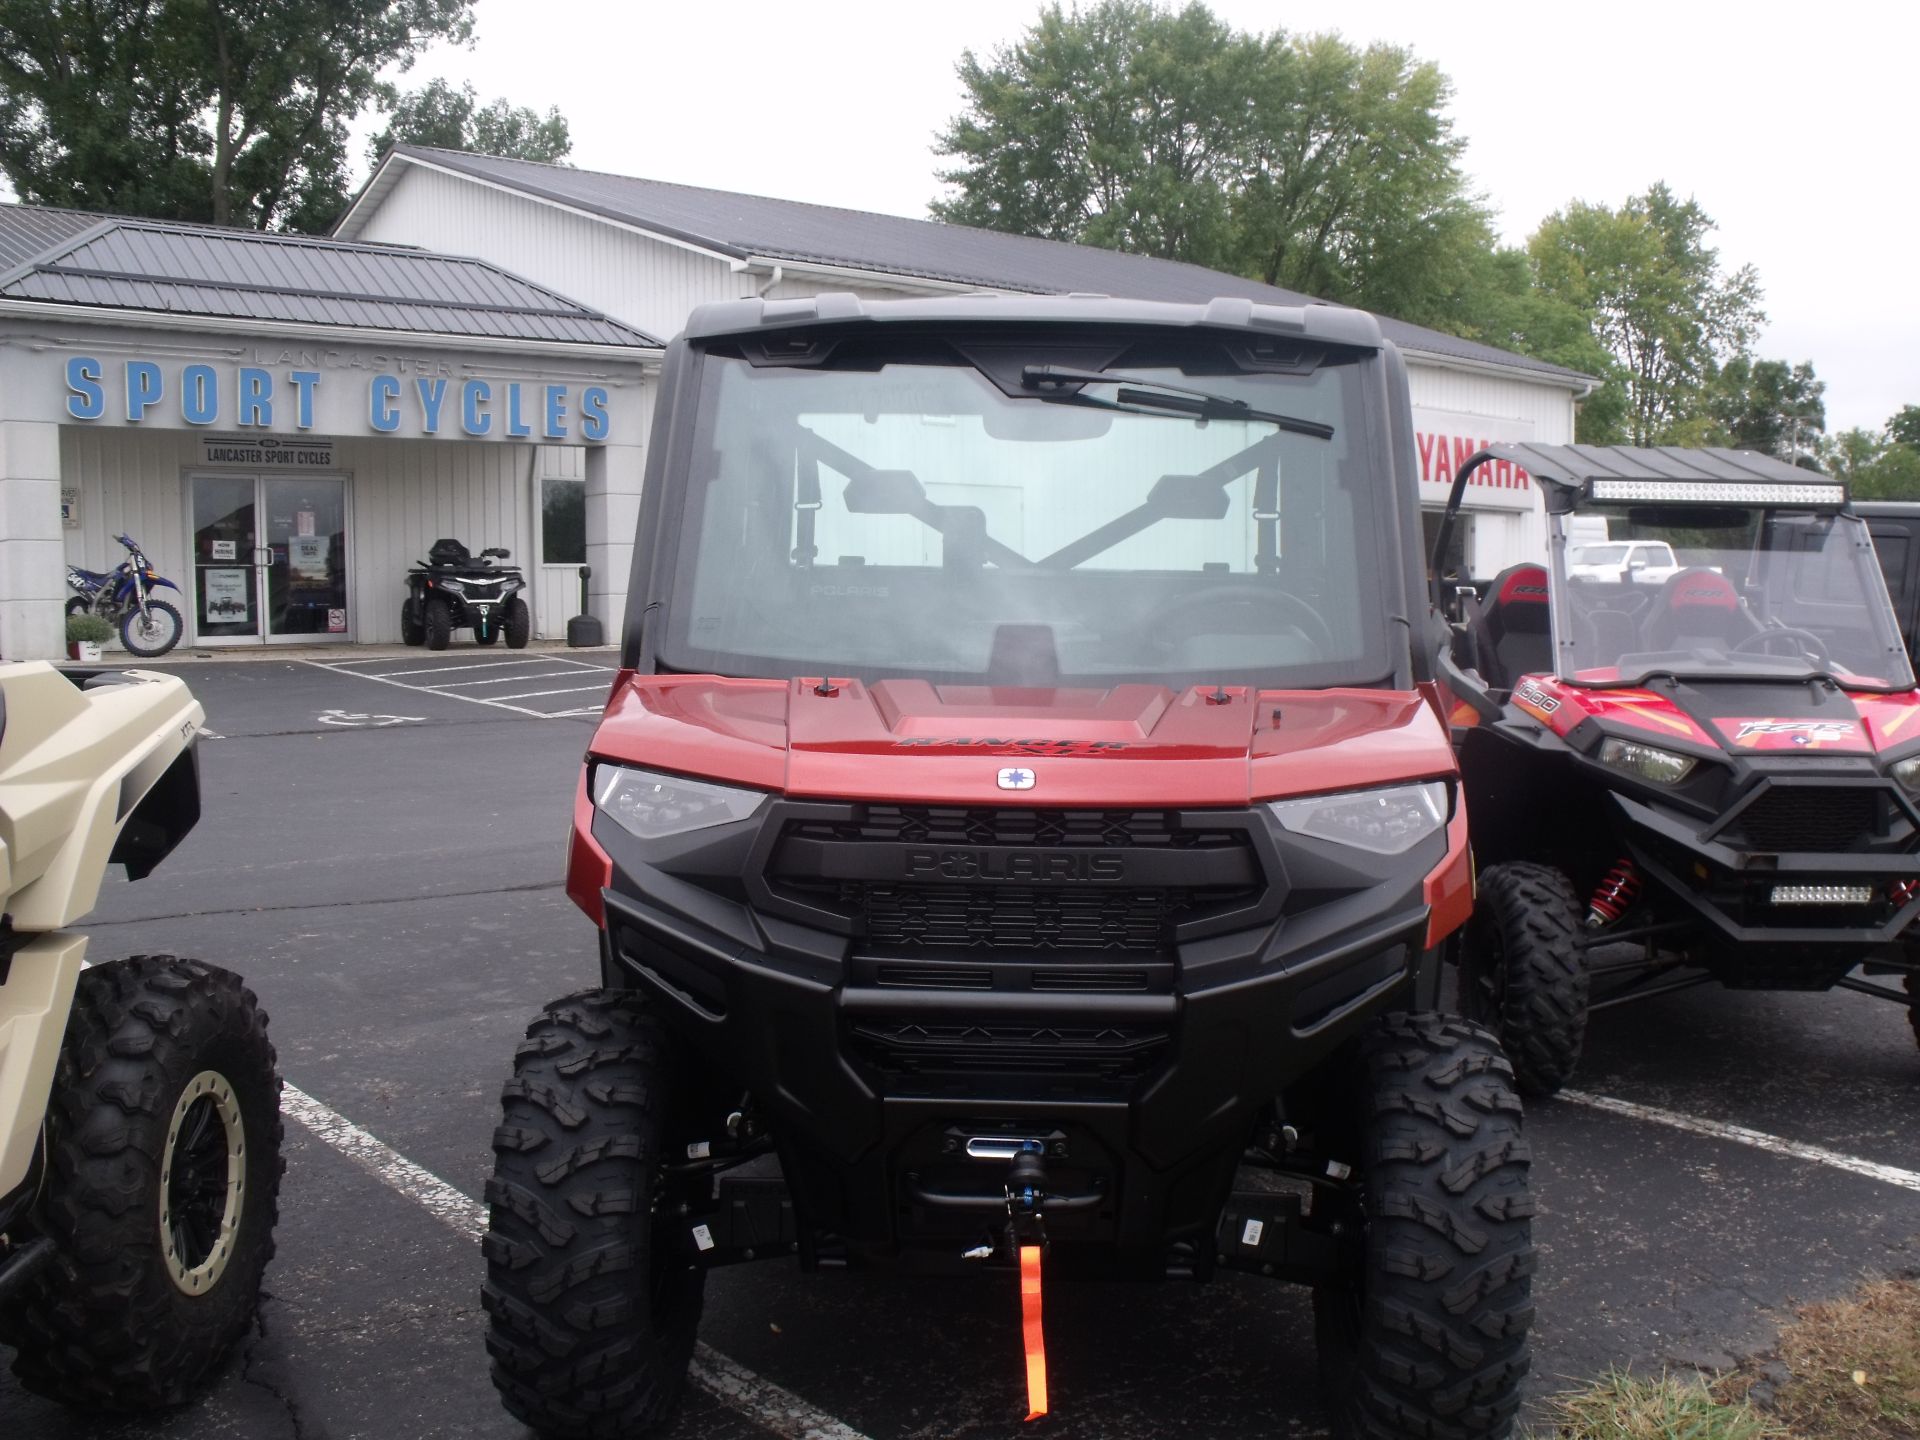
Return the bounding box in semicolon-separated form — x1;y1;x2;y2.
484;296;1534;1438
1435;444;1920;1094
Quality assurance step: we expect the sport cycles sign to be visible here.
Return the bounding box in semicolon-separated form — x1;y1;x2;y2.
60;354;612;442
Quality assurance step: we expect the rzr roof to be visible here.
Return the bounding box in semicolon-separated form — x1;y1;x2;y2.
1470;442;1843;505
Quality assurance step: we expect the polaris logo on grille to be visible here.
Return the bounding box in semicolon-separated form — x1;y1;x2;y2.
904;849;1127;882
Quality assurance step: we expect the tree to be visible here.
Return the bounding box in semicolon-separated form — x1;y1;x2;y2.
1887;404;1920;451
1817;424;1920;499
1528;184;1764;446
0;0;475;231
369;77;570;166
1711;357;1825;465
930;2;1496;327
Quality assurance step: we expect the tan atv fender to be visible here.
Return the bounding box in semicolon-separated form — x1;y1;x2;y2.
0;661;204;1202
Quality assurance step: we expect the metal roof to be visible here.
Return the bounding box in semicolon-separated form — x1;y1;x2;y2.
0;204;103;271
347;146;1593;387
1472;443;1830;489
0;206;662;348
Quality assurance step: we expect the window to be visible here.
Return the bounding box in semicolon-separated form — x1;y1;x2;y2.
542;476;585;564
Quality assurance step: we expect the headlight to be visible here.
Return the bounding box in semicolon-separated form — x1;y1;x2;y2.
1891;755;1920;791
594;766;766;840
1268;781;1448;855
437;579;464;593
1597;737;1695;785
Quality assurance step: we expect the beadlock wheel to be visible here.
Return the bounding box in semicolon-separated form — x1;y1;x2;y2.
159;1069;247;1295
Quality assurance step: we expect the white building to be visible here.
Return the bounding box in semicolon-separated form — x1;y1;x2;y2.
0;152;1592;661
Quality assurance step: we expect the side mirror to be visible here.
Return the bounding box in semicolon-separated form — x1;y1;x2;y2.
1628;555;1647;570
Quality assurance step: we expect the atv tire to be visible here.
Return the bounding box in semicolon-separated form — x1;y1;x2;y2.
1314;1013;1535;1440
484;991;705;1439
1467;862;1589;1097
119;600;183;659
400;599;426;647
503;597;531;650
0;956;283;1410
424;595;452;651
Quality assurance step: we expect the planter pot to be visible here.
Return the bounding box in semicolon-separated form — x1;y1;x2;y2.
68;640;102;662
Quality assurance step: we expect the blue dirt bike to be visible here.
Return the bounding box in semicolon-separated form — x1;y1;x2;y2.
65;534;186;657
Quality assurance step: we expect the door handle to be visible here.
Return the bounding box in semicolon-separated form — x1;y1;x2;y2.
255;546;275;567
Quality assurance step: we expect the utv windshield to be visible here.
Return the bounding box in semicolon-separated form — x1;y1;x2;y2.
1550;501;1915;690
657;334;1396;688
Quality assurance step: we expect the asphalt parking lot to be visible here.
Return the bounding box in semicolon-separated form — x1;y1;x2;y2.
5;653;1918;1440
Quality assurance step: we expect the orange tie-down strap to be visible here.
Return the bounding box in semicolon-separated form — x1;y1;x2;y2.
1020;1244;1049;1421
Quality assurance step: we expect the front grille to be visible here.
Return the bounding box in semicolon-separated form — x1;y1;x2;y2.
847;1018;1171;1079
789;806;1244;850
1727;786;1880;853
768;806;1264;955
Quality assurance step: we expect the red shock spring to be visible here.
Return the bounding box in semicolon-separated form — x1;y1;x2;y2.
1587;858;1640;928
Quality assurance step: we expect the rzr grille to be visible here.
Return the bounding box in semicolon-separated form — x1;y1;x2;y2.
1727;786;1880;853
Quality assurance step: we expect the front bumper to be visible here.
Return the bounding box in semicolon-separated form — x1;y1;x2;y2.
592;796;1448;1255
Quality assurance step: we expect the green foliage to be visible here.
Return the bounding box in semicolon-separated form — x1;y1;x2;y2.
369;77;570;166
1538;1369;1782;1439
1528;184;1765;446
1820;421;1920;499
65;612;114;643
931;2;1497;328
1886;404;1920;450
1710;357;1825;465
0;0;476;231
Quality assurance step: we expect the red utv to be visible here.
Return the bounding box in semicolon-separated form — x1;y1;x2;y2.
484;295;1535;1438
1434;444;1920;1095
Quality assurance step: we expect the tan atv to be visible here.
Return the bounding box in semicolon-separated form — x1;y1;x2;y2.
0;661;282;1409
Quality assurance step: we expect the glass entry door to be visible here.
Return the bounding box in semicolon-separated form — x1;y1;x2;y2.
189;474;351;644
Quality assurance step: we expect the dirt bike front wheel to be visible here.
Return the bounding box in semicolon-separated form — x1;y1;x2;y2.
120;599;184;658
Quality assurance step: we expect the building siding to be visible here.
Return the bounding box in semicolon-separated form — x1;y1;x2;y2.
354;166;736;344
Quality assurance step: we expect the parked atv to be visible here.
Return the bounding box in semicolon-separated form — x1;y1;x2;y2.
485;296;1535;1438
402;538;530;650
0;661;282;1408
1433;444;1920;1095
65;533;186;658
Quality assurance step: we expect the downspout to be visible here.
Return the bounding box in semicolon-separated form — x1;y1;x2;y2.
728;259;785;298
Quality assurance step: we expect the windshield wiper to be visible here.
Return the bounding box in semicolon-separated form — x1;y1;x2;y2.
1020;365;1334;440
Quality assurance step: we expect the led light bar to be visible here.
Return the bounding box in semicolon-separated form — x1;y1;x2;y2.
1768;884;1873;906
1588;480;1845;506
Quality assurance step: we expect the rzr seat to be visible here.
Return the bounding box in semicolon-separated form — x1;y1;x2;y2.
1463;563;1552;693
1640;568;1754;652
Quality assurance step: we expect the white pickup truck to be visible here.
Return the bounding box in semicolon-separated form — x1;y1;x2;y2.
1566;538;1681;584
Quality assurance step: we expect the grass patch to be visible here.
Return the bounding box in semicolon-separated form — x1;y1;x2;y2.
1541;1276;1920;1440
1730;1278;1920;1439
1536;1370;1781;1439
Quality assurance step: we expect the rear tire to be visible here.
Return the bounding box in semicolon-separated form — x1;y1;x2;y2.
424;596;452;651
119;600;183;658
0;956;283;1410
1467;863;1589;1096
400;599;426;646
503;597;531;650
1313;1013;1535;1440
484;991;706;1439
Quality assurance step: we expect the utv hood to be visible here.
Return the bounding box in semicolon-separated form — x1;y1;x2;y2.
591;675;1454;807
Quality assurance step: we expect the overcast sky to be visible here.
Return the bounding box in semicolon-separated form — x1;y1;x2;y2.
369;1;1910;433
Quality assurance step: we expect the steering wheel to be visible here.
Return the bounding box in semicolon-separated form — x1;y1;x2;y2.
1732;626;1831;665
1148;585;1336;656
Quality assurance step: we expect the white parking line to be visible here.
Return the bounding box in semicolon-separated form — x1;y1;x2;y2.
419;670;596;689
1560;1090;1920;1193
376;660;579;679
303;659;608;720
280;1083;874;1440
489;684;614;701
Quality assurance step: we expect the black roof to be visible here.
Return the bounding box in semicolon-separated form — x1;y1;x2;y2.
1476;443;1835;490
0;204;661;348
346;146;1591;388
682;291;1384;350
